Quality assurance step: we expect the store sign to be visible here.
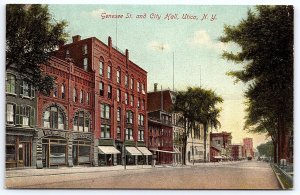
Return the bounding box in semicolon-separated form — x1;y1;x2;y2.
73;133;92;140
43;129;68;139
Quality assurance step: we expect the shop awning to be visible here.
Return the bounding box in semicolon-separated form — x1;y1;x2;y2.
150;149;179;154
98;146;120;154
126;147;142;155
173;147;181;154
213;156;222;159
137;147;153;155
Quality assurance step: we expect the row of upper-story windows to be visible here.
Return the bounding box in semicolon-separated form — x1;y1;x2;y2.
6;103;35;127
98;60;145;94
6;74;35;98
99;82;145;110
72;87;90;105
101;126;145;141
42;105;91;132
100;104;145;126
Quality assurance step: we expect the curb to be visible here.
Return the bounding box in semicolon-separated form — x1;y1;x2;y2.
270;164;285;189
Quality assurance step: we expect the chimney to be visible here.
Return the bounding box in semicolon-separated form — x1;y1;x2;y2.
154;83;158;92
108;36;112;47
125;49;129;67
72;35;81;43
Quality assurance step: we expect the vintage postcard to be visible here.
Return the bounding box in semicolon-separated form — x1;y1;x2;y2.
4;3;294;190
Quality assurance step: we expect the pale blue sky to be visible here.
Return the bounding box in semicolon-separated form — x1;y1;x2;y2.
49;5;268;146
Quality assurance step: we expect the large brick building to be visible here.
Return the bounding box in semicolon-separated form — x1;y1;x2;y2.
243;137;254;159
54;35;149;166
210;131;232;161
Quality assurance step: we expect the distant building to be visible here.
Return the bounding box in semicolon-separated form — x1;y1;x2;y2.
243;138;254;158
230;144;243;160
210;131;232;161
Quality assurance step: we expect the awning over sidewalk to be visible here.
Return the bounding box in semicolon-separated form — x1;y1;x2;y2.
150;149;180;154
98;146;120;154
126;147;142;155
213;156;222;159
137;147;153;155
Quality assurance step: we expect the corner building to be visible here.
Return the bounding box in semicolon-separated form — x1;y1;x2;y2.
54;35;148;166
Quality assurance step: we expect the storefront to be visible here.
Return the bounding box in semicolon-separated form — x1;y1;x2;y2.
98;146;120;166
6;127;36;169
72;132;93;166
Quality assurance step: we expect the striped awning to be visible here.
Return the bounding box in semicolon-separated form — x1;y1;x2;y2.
126;147;142;155
137;147;153;155
98;146;120;154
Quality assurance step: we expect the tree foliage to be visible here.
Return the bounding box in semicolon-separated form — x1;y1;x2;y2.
257;141;274;158
220;5;293;161
6;4;68;95
174;87;223;163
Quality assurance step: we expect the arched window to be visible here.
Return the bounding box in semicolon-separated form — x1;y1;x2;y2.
99;58;104;76
43;106;66;130
117;69;121;84
73;88;77;102
6;73;16;94
73;111;90;132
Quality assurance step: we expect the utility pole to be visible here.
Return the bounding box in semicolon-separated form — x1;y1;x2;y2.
173;52;175;91
115;10;118;48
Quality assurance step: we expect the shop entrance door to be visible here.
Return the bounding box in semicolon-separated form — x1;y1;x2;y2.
18;142;31;167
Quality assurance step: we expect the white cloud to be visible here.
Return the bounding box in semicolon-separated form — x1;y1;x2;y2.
189;29;227;51
80;8;110;18
148;41;170;52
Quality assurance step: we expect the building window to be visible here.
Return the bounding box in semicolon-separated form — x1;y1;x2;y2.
138;114;144;126
43;106;65;130
86;92;90;105
126;111;133;124
138;130;144;141
141;83;145;94
101;104;110;119
125;128;133;140
107;66;111;79
125;74;128;87
142;99;145;110
99;82;104;96
80;90;84;103
99;60;104;76
130;95;134;107
83;58;88;71
83;44;88;55
108;85;112;99
73;88;77;102
101;124;111;138
117;127;121;140
137;81;140;92
73;111;90;132
130;78;133;90
6;74;16;94
137;98;140;108
117;89;121;102
53;84;58;97
15;105;35;127
6;104;15;125
117;107;121;122
117;70;121;84
20;81;35;98
125;93;128;105
61;84;65;99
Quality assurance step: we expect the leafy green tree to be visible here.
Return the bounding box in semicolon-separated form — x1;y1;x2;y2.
6;4;68;95
220;5;293;162
174;87;223;164
257;141;274;159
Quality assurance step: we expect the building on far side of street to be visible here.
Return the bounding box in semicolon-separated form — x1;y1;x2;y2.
243;137;254;159
230;144;243;161
210;131;232;161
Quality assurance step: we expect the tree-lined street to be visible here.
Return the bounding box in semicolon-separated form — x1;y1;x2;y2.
6;161;280;189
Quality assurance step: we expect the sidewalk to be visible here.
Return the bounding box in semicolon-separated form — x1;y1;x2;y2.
5;165;154;178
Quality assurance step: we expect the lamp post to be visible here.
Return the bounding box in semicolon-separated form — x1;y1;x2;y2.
123;129;127;170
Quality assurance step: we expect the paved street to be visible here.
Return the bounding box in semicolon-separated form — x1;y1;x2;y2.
5;160;280;189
